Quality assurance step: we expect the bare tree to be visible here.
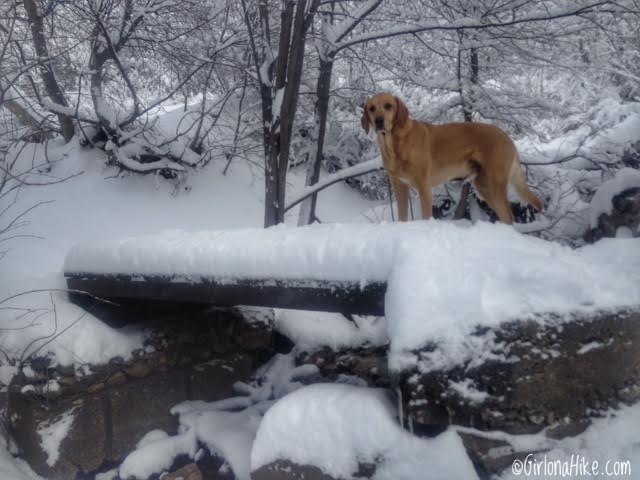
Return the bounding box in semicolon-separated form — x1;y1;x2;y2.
241;0;321;227
22;0;75;142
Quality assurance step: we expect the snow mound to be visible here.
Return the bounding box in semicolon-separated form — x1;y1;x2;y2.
65;221;640;373
0;287;146;374
250;383;478;479
589;167;640;228
274;309;387;353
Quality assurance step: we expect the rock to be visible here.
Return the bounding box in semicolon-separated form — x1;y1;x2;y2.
195;451;236;480
399;309;640;476
252;460;340;480
252;459;380;480
8;394;106;479
584;187;640;242
458;432;520;478
124;360;153;378
302;345;389;388
108;368;185;461
164;463;203;480
87;382;105;393
106;371;127;387
8;355;253;480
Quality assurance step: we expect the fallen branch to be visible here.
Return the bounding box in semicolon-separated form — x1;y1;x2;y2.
285;159;383;213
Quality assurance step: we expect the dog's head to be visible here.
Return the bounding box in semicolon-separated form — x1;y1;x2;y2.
361;93;409;134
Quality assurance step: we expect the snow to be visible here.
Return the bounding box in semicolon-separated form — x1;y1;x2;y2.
63;222;400;282
64;221;640;372
176;406;261;480
448;379;490;405
589;168;640;227
0;365;18;387
0;438;43;480
119;429;198;480
495;402;640;480
251;383;478;479
37;409;76;467
285;158;383;212
0;287;146;373
577;340;611;355
274;310;387;353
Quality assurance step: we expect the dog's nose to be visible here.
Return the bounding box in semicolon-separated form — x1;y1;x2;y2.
374;117;384;129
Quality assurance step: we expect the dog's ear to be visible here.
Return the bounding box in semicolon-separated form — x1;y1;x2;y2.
360;104;370;134
395;96;409;128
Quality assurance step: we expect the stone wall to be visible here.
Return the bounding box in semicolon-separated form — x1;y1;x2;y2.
7;306;274;479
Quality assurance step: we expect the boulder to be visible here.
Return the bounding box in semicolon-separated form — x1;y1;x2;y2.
398;309;640;476
252;460;340;480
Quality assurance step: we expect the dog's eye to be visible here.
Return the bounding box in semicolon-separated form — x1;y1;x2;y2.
384;103;392;110
369;105;376;112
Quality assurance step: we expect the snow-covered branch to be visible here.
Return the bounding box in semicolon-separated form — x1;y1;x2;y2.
332;1;615;53
285;159;383;213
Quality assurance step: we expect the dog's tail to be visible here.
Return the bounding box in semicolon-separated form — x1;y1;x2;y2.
510;153;543;211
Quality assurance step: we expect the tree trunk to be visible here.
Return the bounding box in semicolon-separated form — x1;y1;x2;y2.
457;30;479;215
22;0;74;142
89;49;111;135
298;57;334;226
263;0;319;227
468;46;479;120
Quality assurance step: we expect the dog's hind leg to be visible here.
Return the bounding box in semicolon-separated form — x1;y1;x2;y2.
473;174;514;225
510;155;543;211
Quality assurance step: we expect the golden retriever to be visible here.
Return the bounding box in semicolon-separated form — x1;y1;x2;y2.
361;93;543;224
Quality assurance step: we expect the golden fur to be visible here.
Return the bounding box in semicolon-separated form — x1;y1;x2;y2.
361;93;543;224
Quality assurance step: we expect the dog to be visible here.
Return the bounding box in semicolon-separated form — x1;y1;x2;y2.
361;93;543;224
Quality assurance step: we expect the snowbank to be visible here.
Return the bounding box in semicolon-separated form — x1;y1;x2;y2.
0;286;146;373
251;383;478;479
65;221;640;372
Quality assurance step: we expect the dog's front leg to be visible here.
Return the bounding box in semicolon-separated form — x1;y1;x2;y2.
391;177;409;221
418;183;433;220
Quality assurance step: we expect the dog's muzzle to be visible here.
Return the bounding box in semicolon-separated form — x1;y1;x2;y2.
374;117;384;131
